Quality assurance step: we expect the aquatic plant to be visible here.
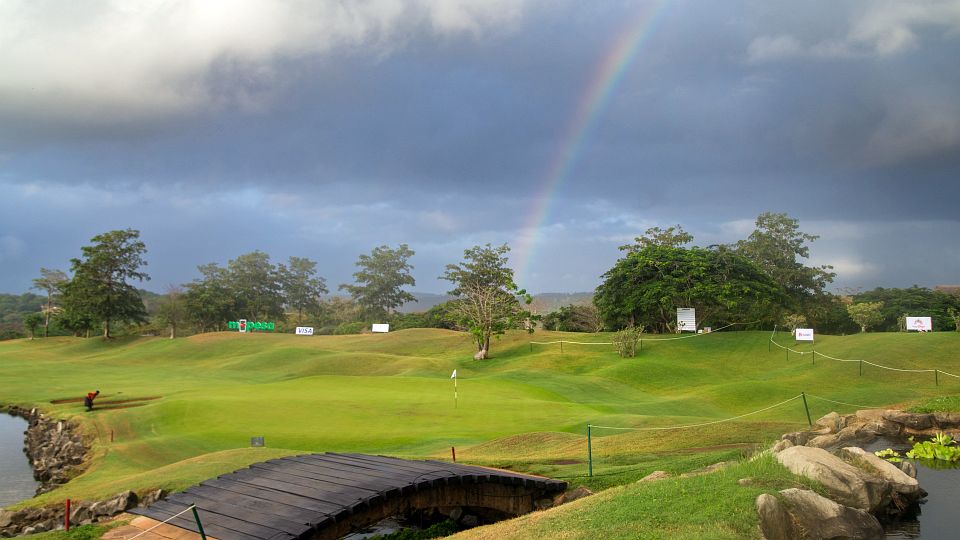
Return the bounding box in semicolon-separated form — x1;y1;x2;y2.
906;432;960;462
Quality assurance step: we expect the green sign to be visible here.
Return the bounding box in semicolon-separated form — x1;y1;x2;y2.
228;320;275;332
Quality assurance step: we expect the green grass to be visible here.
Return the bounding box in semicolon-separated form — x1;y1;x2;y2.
2;328;959;537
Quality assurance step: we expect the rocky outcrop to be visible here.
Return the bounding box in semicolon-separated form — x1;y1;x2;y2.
757;489;883;540
3;405;89;494
0;490;163;537
775;446;895;512
781;409;960;451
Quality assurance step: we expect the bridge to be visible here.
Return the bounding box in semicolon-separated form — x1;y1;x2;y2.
127;452;568;540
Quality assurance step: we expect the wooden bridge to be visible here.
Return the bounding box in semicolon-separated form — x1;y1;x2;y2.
128;452;568;540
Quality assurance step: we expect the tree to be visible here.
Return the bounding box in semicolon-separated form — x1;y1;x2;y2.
852;287;960;332
735;212;835;310
948;308;960;332
542;304;604;332
846;302;884;333
23;312;43;340
227;251;285;321
63;229;150;339
619;225;694;253
441;244;533;359
340;244;416;320
279;257;327;325
157;286;188;339
183;263;235;332
31;268;68;337
594;245;786;332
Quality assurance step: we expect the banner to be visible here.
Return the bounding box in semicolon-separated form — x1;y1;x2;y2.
295;327;314;335
906;316;932;332
372;323;390;333
795;328;814;341
676;308;696;332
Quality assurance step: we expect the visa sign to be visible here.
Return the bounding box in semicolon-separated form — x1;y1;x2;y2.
295;327;314;335
795;328;814;341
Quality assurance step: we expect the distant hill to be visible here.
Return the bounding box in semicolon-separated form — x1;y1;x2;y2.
396;292;453;313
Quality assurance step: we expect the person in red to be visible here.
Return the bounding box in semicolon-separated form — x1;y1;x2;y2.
84;390;100;411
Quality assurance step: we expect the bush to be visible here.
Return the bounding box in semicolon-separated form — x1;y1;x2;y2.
333;321;368;335
612;326;643;358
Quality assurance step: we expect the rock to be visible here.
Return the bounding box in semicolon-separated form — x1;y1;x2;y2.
775;446;890;512
90;491;139;519
816;412;842;433
883;411;934;431
460;514;478;528
680;461;731;477
839;447;919;496
779;488;883;540
139;488;167;507
899;460;917;479
473;349;487;360
0;510;14;529
70;503;92;525
447;507;463;521
554;485;593;505
737;477;754;486
771;439;792;453
638;471;670;482
933;412;960;429
755;493;795;540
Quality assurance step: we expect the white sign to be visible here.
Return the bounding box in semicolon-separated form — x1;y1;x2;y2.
295;326;314;335
371;323;390;333
676;308;696;332
238;318;247;333
906;316;932;332
795;328;815;341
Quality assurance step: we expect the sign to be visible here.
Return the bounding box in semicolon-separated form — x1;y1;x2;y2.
795;328;815;341
371;323;390;333
295;327;314;335
228;320;275;332
906;316;932;332
676;308;696;332
250;436;264;447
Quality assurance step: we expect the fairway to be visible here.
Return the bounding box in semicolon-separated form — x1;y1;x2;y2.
2;328;959;510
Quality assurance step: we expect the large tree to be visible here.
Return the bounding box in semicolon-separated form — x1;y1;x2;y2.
63;229;150;339
441;243;532;359
619;225;694;253
340;244;416;320
183;263;235;332
594;245;786;332
157;286;189;339
735;212;835;305
227;251;285;321
31;267;68;337
279;257;327;325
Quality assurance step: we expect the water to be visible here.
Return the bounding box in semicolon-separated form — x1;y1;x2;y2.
0;413;38;508
861;437;960;539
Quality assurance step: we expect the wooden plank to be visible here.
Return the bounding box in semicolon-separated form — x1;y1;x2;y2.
165;492;313;537
252;461;401;495
221;470;364;510
229;468;378;503
200;477;343;515
289;455;457;486
144;500;295;540
135;504;267;540
318;454;461;485
185;484;325;522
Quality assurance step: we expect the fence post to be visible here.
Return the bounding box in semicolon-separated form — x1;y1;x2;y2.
560;341;563;353
935;369;939;386
786;347;789;361
859;360;862;376
191;505;207;540
65;499;70;531
639;339;642;353
812;349;816;364
587;424;593;478
801;392;812;426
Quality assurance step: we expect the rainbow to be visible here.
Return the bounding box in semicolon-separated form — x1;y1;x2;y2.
512;1;670;286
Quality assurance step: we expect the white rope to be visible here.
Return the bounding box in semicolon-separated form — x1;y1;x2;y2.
126;505;197;540
806;394;882;410
590;394;804;431
939;370;960;379
530;321;758;347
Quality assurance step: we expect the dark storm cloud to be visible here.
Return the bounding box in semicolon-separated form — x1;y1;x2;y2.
1;1;959;293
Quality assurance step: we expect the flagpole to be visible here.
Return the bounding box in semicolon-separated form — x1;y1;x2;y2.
454;374;458;409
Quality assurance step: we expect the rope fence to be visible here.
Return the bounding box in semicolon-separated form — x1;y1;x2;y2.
769;326;960;383
126;504;205;540
529;321;759;349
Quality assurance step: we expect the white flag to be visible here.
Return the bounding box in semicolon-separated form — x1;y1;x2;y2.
451;369;457;379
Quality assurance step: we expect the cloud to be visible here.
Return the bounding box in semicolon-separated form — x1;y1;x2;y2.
0;0;530;125
747;1;960;63
0;235;24;261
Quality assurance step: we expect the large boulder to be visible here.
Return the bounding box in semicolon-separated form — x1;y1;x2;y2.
781;489;883;539
839;447;919;496
775;446;890;512
756;494;796;540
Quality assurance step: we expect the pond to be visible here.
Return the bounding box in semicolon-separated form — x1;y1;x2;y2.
861;437;960;539
0;413;38;508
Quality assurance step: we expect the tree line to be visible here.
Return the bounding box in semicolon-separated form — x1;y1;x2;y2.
7;213;960;357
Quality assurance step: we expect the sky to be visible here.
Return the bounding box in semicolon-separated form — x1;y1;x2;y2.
2;0;959;295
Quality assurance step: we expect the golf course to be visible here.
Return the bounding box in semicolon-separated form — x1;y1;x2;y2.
2;328;959;539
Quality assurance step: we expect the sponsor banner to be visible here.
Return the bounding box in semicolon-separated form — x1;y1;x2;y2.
295;326;314;336
795;328;815;341
371;323;390;333
676;308;696;332
228;320;275;332
906;316;932;332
